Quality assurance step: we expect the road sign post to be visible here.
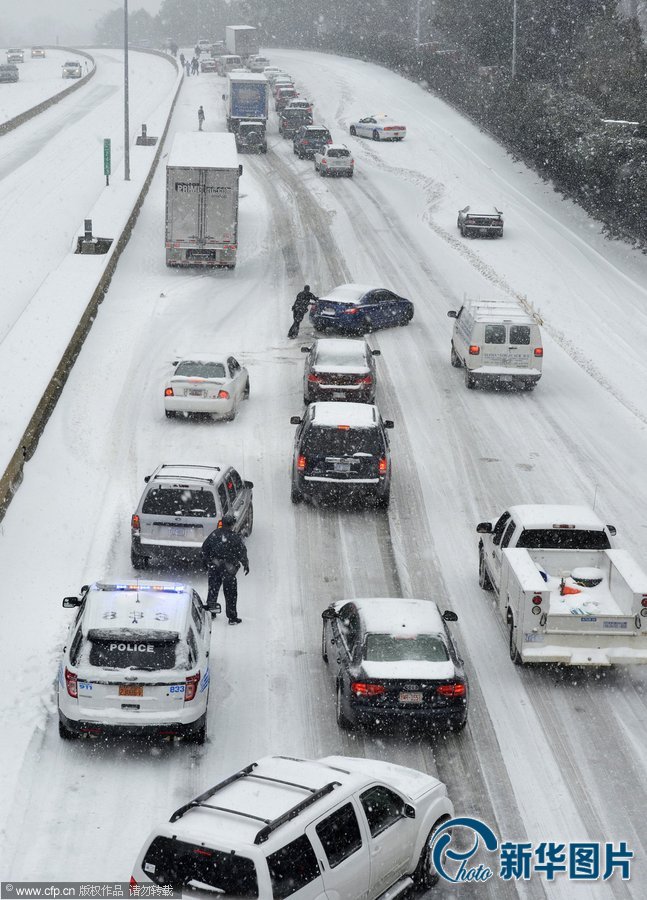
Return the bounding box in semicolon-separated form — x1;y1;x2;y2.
104;138;111;186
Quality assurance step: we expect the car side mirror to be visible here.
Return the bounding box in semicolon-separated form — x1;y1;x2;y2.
607;525;617;536
371;349;381;356
62;596;81;608
442;610;458;622
172;360;178;366
447;310;458;318
321;608;337;620
144;475;151;483
476;521;493;534
244;480;254;489
300;346;311;353
290;416;302;425
404;804;416;819
384;420;394;429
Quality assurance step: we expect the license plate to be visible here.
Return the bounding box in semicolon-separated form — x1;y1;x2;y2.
119;684;143;697
499;375;512;382
332;392;346;399
322;307;335;315
170;526;187;536
334;461;351;473
188;389;205;397
399;691;423;704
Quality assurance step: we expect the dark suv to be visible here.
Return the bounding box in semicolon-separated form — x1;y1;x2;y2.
279;108;313;139
290;402;393;506
293;125;332;159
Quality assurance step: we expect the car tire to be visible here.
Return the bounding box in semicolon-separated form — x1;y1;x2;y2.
347;171;354;178
376;491;390;509
165;410;176;418
450;344;462;368
336;681;355;730
350;125;357;136
242;506;254;537
321;624;329;663
225;402;237;422
186;721;207;745
131;547;149;570
58;719;75;740
291;485;303;504
509;617;522;665
465;370;476;390
401;306;414;325
261;144;267;153
372;129;380;141
243;379;250;400
412;816;452;889
478;547;494;591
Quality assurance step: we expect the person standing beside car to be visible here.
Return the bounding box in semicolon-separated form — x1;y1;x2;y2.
201;514;249;624
288;284;317;338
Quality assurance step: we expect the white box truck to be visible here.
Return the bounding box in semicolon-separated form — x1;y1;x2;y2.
165;133;241;268
225;25;259;60
477;504;647;666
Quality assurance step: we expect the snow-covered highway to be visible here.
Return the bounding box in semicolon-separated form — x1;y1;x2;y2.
1;47;647;898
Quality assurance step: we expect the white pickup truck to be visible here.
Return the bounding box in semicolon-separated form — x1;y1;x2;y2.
477;504;647;666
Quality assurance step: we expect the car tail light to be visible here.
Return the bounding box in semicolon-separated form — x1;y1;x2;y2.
436;682;466;698
216;518;223;529
532;594;543;605
130;876;138;891
378;457;388;474
297;455;306;471
322;159;328;165
344;307;359;315
469;345;480;355
302;140;309;145
358;375;373;384
217;390;230;399
65;667;78;699
164;387;174;397
185;672;200;702
351;682;385;697
307;374;322;383
534;347;543;357
337;425;350;430
131;514;140;532
327;138;332;144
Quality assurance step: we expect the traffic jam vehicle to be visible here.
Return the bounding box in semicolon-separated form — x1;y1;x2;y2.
278;108;312;139
322;598;468;732
200;56;218;72
163;354;250;420
310;283;414;334
62;60;82;78
290;402;393;507
457;205;504;237
6;48;24;63
349;114;406;141
131;754;454;898
301;338;379;405
293;125;332;159
314;144;355;177
57;580;211;743
0;64;19;83
31;47;46;58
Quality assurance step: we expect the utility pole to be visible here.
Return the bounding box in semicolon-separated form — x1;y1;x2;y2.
511;0;518;79
124;0;130;180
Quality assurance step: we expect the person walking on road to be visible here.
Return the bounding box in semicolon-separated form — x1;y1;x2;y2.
201;514;249;624
288;284;318;338
179;52;185;68
191;56;199;75
185;60;191;76
198;106;205;131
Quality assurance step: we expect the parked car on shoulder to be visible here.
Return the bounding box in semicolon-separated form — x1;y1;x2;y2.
131;754;454;898
293;125;332;159
0;64;19;83
62;60;82;78
57;579;211;743
31;47;46;58
235;120;267;153
314;144;354;177
290;402;393;507
301;338;379;404
349;114;406;141
278;107;312;138
457;205;503;237
310;283;414;334
322;597;468;731
163;354;250;420
130;463;254;569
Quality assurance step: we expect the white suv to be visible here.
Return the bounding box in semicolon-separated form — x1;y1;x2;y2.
57;580;211;744
314;145;355;177
132;754;453;898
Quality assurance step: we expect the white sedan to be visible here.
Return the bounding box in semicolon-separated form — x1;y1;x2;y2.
314;145;355;177
164;355;249;420
349;114;406;141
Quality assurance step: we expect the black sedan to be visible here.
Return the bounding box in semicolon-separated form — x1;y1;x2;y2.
322;597;468;732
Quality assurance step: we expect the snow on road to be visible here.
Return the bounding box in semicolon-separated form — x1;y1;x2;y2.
0;48;89;125
1;48;647;898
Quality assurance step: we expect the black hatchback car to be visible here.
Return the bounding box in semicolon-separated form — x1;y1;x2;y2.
293;125;332;159
301;338;380;405
322;597;468;732
290;402;393;506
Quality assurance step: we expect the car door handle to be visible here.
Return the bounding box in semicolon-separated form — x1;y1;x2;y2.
371;846;382;856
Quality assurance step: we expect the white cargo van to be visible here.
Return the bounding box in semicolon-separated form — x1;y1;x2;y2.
447;298;542;390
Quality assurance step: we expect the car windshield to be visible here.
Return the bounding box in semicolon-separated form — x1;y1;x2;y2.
516;529;611;550
87;636;178;670
364;634;449;662
303;426;382;457
174;361;226;378
142;487;217;517
328;149;351;158
142;836;259;897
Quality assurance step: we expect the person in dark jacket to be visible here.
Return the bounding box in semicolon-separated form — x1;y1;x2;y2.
198;105;205;130
288;285;317;338
179;52;185;67
201;514;249;623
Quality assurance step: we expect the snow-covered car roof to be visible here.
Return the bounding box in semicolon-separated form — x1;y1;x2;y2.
310;402;378;428
460;205;503;216
173;354;230;365
82;580;192;636
334;597;447;635
506;505;608;530
151;464;223;483
64;61;81;67
320;283;379;304
464;299;535;324
325;144;351;153
314;338;368;368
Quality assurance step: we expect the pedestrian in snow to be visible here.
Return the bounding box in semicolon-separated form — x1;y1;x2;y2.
179;52;185;67
288;284;318;338
191;56;199;75
185;60;191;76
194;45;201;58
198;105;205;131
201;514;249;624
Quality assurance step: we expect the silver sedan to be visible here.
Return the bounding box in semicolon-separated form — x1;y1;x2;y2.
164;355;250;420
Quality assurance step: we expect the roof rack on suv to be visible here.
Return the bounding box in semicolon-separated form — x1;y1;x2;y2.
169;761;342;844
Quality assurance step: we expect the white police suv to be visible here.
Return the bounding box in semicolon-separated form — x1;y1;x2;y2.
57;580;211;743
